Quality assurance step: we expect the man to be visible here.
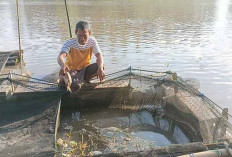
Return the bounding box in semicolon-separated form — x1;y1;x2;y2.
57;21;105;91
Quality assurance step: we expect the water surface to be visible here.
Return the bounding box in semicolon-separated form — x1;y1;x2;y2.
58;108;199;154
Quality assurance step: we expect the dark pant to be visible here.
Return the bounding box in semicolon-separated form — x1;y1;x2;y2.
84;63;98;82
69;63;98;91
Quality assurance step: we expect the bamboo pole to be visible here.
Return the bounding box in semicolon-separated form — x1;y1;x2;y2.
10;71;15;93
64;0;72;38
16;0;23;65
95;142;208;157
178;148;231;157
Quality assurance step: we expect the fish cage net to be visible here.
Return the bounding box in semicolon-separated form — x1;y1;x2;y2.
0;73;63;157
1;68;232;156
108;69;232;142
57;68;232;156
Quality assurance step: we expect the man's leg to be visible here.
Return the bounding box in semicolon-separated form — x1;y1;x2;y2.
70;70;83;91
84;63;98;83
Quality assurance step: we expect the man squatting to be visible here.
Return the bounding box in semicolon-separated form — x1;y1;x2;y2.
57;21;105;91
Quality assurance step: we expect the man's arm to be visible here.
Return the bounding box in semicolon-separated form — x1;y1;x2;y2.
57;52;69;75
57;53;67;68
95;53;105;82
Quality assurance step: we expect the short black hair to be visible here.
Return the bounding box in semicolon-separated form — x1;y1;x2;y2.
75;21;90;31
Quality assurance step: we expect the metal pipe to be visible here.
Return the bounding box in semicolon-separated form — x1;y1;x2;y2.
64;0;72;38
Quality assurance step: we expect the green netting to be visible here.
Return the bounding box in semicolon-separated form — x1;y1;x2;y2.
0;68;232;156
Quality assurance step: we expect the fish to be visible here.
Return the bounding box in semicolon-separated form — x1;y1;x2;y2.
58;68;72;92
63;71;72;92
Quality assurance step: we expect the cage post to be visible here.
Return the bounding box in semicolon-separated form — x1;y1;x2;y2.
129;66;132;86
9;71;15;93
221;108;228;138
54;100;61;150
172;72;178;94
140;70;142;89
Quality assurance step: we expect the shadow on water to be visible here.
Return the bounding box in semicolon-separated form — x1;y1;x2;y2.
57;104;203;154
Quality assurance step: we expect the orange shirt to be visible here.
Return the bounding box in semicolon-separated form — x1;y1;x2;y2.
60;37;101;70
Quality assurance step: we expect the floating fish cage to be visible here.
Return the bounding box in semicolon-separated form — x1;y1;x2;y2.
0;68;232;157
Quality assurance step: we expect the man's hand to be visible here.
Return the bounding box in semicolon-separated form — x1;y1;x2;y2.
97;67;105;83
95;53;105;83
60;65;70;76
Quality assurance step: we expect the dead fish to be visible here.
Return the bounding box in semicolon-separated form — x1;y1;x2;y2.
59;70;72;92
64;71;72;92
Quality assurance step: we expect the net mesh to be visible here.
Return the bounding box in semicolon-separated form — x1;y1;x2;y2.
94;68;232;144
0;73;63;157
58;68;232;156
0;68;232;156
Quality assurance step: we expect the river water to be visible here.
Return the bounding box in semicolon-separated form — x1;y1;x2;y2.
1;0;232;114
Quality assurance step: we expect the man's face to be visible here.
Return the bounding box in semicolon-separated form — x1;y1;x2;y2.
76;28;90;45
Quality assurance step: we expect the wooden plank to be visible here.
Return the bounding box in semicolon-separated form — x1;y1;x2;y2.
54;100;61;150
95;80;129;88
95;142;207;157
80;80;129;91
61;82;130;110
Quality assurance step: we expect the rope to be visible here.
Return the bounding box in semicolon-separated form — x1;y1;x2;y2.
131;68;167;74
10;73;59;85
90;68;130;82
8;79;62;92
